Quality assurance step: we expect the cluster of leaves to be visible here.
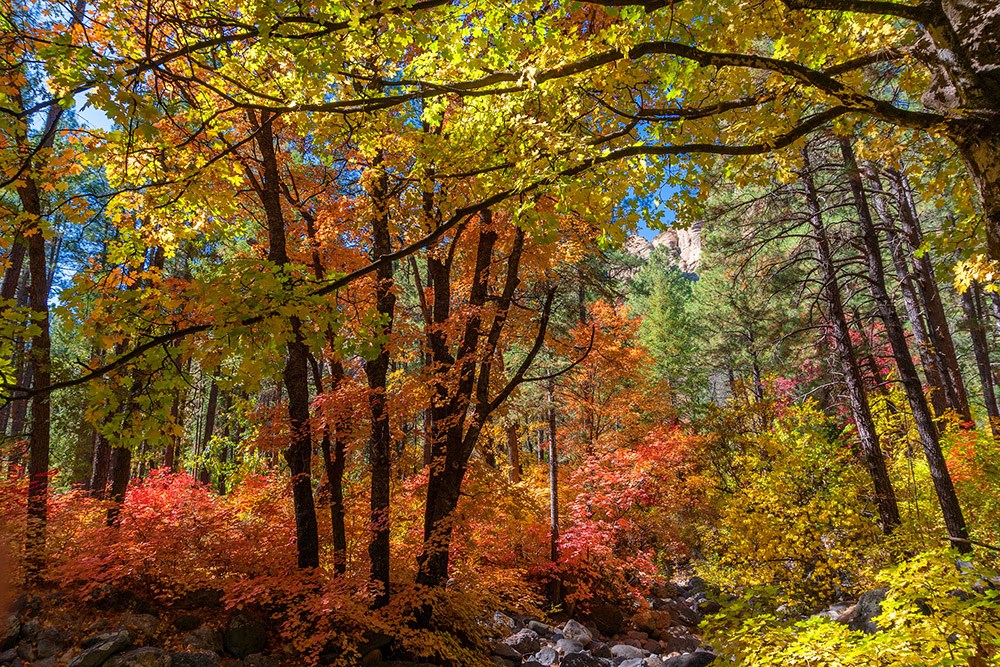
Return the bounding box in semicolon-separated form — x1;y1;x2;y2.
704;549;1000;667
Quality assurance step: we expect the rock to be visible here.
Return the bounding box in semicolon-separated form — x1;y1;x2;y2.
560;652;608;667
646;657;665;667
502;628;540;654
32;658;56;667
611;644;647;660
122;614;159;640
170;652;221;667
562;620;593;645
661;628;700;654
522;662;544;667
492;642;522;661
182;626;223;653
223;611;266;659
662;650;716;667
588;602;625;636
68;631;131;667
532;647;558;666
19;620;40;642
679;578;707;597
813;602;853;621
14;645;31;662
493;612;518;631
490;657;516;667
36;627;72;659
590;641;613;659
621;659;645;667
527;620;553;637
849;588;888;634
651;582;681;599
0;616;18;651
556;638;584;654
632;610;674;640
0;648;17;664
694;599;721;616
105;648;171;667
243;654;276;667
651;599;700;628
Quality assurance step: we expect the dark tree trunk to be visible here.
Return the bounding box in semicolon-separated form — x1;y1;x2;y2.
250;110;319;569
889;169;971;422
198;380;219;486
547;378;561;604
840;138;970;551
363;161;396;606
105;444;131;525
507;422;521;484
802;150;900;532
961;284;1000;436
21;175;51;579
867;168;949;417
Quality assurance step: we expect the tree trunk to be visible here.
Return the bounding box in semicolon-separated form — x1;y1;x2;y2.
840;138;971;551
867;168;949;416
22;176;51;579
961;284;1000;436
251;110;319;569
889;168;971;422
506;422;521;484
547;378;561;604
198;380;219;486
363;159;396;606
802;150;900;532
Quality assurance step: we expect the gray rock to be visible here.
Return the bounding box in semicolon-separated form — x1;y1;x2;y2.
556;638;584;654
105;648;171;667
503;628;540;654
36;627;71;659
0;648;17;664
18;620;39;642
849;588;888;634
662;651;716;667
645;657;665;667
590;641;613;659
562;620;593;645
490;657;517;667
243;653;277;667
181;626;222;653
492;642;522;660
611;644;647;659
169;652;220;667
0;616;18;651
560;652;608;667
493;612;518;631
533;647;558;666
527;620;553;637
14;644;30;662
621;659;646;667
32;658;56;667
121;614;159;640
68;631;131;667
223;611;266;659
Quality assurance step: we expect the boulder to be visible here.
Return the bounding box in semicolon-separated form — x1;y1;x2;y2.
651;599;700;628
35;627;71;659
611;644;647;659
651;582;681;599
532;647;558;666
121;614;159;640
662;650;716;667
243;656;277;667
492;642;521;661
0;616;18;651
561;652;609;667
621;659;645;667
527;620;553;637
68;631;131;667
105;648;171;667
632;610;674;640
848;588;888;634
562;620;593;645
223;611;266;659
170;652;220;667
502;628;540;654
173;616;201;633
589;641;613;659
555;638;584;654
660;627;700;654
182;626;223;653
